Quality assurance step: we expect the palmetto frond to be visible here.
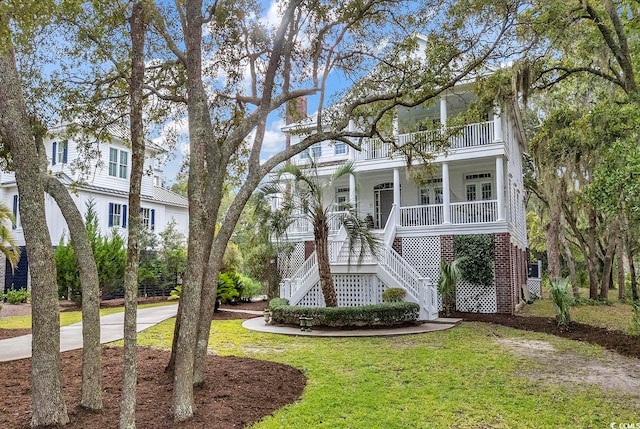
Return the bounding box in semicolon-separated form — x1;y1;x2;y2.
0;202;20;271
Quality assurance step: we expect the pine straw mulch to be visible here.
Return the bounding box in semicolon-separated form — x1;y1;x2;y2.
0;347;305;429
455;312;640;360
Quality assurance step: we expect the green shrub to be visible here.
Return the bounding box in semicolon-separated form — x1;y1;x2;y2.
549;278;572;327
270;302;420;327
238;274;264;301
382;288;406;303
269;297;289;309
6;288;30;304
453;235;494;288
217;272;241;304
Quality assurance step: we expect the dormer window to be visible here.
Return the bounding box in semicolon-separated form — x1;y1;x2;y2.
109;147;129;179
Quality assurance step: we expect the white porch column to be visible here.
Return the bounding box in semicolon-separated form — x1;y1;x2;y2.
349;173;356;205
442;162;451;224
440;96;447;127
496;155;505;221
393;168;401;207
493;105;503;142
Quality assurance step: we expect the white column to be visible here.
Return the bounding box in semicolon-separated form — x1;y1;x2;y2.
496;155;505;221
440;96;447;126
393;168;400;207
349;173;356;205
442;162;451;224
493;105;503;142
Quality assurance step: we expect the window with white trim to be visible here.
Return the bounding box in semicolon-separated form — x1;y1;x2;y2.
109;148;129;178
141;207;156;231
108;203;127;228
109;148;118;176
419;178;443;205
11;194;20;229
464;172;492;201
334;141;346;155
52;141;68;165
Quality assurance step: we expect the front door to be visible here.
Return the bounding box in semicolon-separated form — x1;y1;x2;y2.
374;184;394;229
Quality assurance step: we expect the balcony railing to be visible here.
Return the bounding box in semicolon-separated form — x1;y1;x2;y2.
356;120;495;162
286;201;499;235
400;204;444;227
450;200;497;224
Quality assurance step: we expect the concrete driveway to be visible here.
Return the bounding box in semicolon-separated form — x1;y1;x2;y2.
0;304;178;362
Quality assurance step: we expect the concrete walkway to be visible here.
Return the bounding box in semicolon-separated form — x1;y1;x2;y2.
243;317;460;337
0;304;178;362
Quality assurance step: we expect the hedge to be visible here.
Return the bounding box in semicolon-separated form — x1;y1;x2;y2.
269;300;420;328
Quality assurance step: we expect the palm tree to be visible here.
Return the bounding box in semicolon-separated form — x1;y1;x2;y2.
264;161;378;307
438;258;463;317
0;202;20;271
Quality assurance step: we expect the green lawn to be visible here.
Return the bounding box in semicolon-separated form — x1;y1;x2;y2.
132;318;639;428
0;301;175;329
523;289;634;334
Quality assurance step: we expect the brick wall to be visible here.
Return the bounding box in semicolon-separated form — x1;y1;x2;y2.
304;241;315;259
441;235;454;263
392;237;402;255
494;232;514;314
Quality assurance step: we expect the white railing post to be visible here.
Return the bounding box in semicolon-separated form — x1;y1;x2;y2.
442;162;451;224
418;278;427;320
282;278;291;299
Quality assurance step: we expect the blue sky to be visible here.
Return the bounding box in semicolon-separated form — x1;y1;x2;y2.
159;0;352;185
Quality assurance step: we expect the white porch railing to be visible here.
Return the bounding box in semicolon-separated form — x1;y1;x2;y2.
355;120;496;163
450;200;497;224
449;121;494;149
400;204;444;226
286;214;310;235
352;137;394;161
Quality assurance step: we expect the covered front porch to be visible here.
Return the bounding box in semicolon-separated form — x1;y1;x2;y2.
284;156;507;237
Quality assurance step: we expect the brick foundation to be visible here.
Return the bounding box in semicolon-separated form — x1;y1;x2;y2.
392;237;402;255
304;241;315;259
441;235;454;263
494;233;515;314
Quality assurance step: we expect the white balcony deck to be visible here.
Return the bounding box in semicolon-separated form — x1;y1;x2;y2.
285;200;500;236
352;121;495;162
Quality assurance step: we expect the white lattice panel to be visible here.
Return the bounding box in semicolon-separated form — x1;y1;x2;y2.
401;236;441;282
278;242;305;279
455;279;497;313
527;278;541;299
298;282;324;307
297;275;392;307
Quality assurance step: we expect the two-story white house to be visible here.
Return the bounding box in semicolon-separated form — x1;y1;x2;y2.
1;125;189;291
273;78;528;319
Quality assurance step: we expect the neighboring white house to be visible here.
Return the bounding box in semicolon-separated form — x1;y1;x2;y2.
0;125;189;291
272;67;528;319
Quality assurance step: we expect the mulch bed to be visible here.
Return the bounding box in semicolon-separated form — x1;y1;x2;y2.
0;347;306;429
456;312;640;360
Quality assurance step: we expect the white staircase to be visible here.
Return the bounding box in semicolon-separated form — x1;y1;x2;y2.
280;205;439;320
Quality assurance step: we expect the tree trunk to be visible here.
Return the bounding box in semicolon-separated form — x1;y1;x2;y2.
0;46;69;427
617;232;625;301
315;215;337;307
119;3;146;428
45;177;102;410
600;225;617;300
560;227;579;298
546;198;562;281
628;244;639;302
586;209;599;299
165;296;183;373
